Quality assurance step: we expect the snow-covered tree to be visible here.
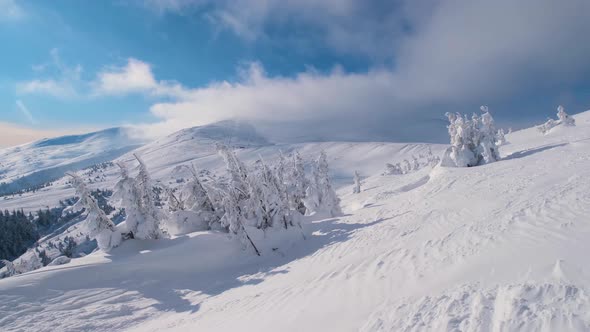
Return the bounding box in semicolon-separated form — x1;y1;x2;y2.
478;106;500;164
180;164;220;228
538;105;576;134
67;173;120;250
538;118;557;134
402;159;412;173
557;105;575;126
112;161;141;237
353;171;361;194
305;151;341;217
250;158;294;230
426;147;441;167
286;151;308;215
132;154;165;240
442;106;501;167
496;128;507;146
1;259;16;277
412;156;420;171
22;252;42;272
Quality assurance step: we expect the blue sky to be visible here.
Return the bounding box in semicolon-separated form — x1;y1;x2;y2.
2;0;590;146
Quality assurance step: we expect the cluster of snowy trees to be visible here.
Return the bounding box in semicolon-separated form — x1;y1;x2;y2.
385;148;441;175
538;105;576;134
441;106;506;167
62;147;340;256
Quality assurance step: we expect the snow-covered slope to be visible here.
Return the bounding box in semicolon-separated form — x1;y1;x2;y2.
2;113;590;331
0;120;440;213
0;127;147;195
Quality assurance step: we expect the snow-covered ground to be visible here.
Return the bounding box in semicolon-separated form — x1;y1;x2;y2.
2;113;590;331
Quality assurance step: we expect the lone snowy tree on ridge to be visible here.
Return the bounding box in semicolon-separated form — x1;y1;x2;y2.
67;172;120;251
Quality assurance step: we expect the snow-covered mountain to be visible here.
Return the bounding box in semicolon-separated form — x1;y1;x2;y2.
0;120;441;212
3;112;590;331
0;127;147;195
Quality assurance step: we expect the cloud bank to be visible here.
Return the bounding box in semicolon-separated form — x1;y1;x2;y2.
18;0;590;143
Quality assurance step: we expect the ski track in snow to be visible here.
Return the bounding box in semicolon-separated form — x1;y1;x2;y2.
2;113;590;331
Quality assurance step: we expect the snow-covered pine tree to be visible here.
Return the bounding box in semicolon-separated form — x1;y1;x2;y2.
181;164;220;228
250;158;293;230
67;173;120;250
217;145;261;255
496;128;507;146
412;156;420;171
112;161;141;238
287;151;308;215
557;105;575;126
402;159;412;173
1;259;16;277
478;106;500;164
133;154;165;240
442;106;501;167
305;151;341;217
353;171;361;194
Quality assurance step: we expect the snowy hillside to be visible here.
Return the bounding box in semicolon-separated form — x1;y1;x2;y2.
2;111;590;331
0;120;441;213
0;127;147;195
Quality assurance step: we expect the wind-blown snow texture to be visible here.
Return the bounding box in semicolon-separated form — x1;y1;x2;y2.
2;113;590;331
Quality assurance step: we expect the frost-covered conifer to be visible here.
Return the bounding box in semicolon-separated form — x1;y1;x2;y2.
478;106;500;164
557;105;575;126
305;151;341;216
112;161;141;237
287;151;308;215
402;159;412;173
67;173;120;250
538;105;575;134
412;156;420;171
353;171;361;194
443;106;501;167
181;164;220;228
1;259;16;277
133;154;165;240
496;128;507;146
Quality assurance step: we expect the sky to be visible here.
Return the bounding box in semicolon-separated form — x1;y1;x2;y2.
2;0;590;147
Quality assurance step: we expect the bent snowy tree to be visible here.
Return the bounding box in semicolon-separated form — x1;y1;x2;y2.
67;172;120;251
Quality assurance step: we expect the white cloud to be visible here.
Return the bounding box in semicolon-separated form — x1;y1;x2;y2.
91;58;192;99
17;79;78;99
16;49;82;99
93;58;157;96
0;0;24;21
